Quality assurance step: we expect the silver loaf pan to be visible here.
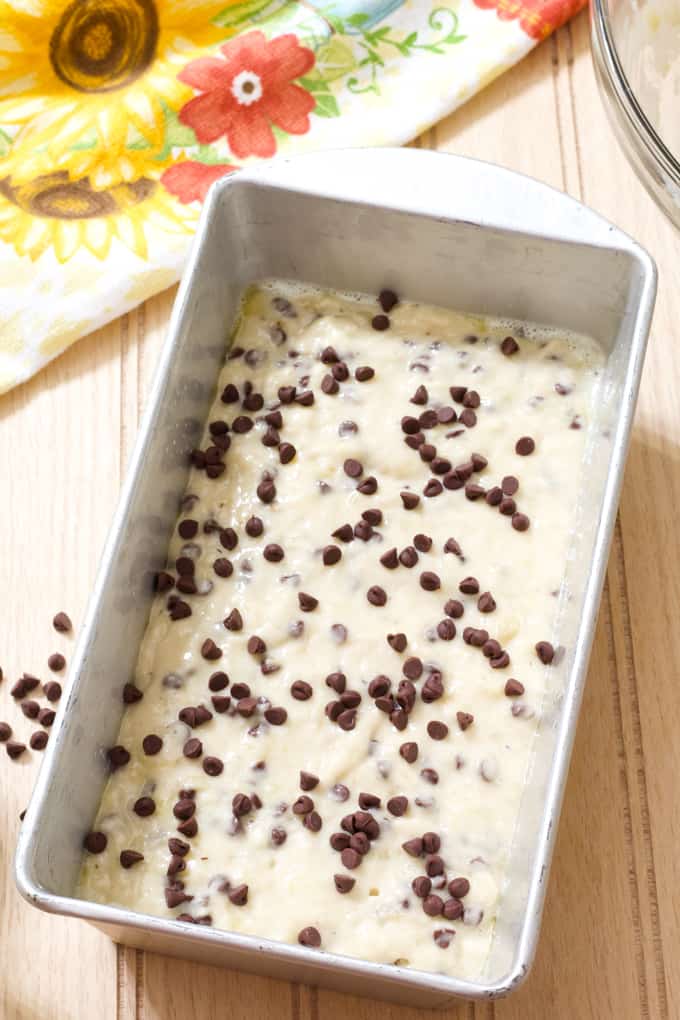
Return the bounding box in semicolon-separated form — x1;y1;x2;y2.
15;150;656;1007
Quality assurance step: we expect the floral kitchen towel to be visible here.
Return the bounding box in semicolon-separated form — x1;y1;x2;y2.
0;0;584;393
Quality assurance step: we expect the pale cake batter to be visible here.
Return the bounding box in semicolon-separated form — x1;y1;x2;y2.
78;282;604;980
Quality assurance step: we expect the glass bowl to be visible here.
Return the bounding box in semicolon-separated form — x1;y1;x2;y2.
592;0;680;226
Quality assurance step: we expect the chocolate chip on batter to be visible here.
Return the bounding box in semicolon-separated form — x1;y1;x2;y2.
53;611;72;633
244;516;263;539
133;796;156;817
47;652;66;672
169;599;192;621
412;876;431;898
401;657;422;681
499;496;516;516
378;289;399;312
155;571;174;593
400;491;420;511
490;651;510;669
279;442;296;464
291;680;313;701
535;641;555;664
178;519;199;540
478;592;496;613
233;793;252;817
265;410;283;429
357;476;378;495
343;458;363;479
341;847;362;870
409;385;427;405
459;576;479;595
355;366;375;382
372;314;390;331
485;486;503;506
502;475;519;495
420;572;440;591
212;695;231;713
30;731;48;751
213;558;232;578
224;609;243;631
20;700;39;719
120;850;144;870
123;683;143;704
367;586;387;606
420;768;439;784
38;708;55;727
421;672;444;703
83;831;107;854
402;837;423;857
237;697;258;717
334;874;355;894
423;479;443;498
257;479;276;504
264;706;287;725
298;926;321;948
399;546;418;568
459;409;477;428
437;406;457;425
263;543;284;563
201;638;222;661
107;745;130;770
504;678;525;697
142;734;162;755
368;675;390;698
443;898;465;921
298;592;318;612
387;633;407;652
427;721;448;741
515;436;535;455
436;619;456;640
199;755;222;777
419;410;439;430
226;883;248;906
494;332;519;355
387;796;409;816
379;547;398;569
183;738;203;759
337;708;357;731
0;722;11;742
449;386;467;403
173;799;196;821
512;513;530;532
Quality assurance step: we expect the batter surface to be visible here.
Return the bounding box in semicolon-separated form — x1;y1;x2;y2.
78;282;604;980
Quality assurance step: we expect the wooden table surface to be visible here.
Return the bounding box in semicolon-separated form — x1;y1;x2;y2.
2;12;678;1019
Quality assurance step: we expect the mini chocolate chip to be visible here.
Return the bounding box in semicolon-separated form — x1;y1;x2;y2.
271;827;287;846
358;792;381;810
53;612;72;633
367;586;387;606
178;519;199;540
423;479;443;498
422;832;440;853
411;385;428;405
490;651;510;669
499;496;516;516
405;432;426;449
298;592;318;612
425;854;445;876
334;874;355;894
203;756;224;776
436;619;456;641
37;707;55;727
403;657;423;680
387;633;407;652
387;796;408;816
419;446;436;465
341;847;362;869
400;742;418;763
512;513;530;531
142;734;163;755
169;599;192;621
326;672;346;694
501;336;519;355
459;576;479;595
213;558;233;578
421;672;444;702
505;678;525;697
420;768;439;784
437;406;457;424
257;479;276;503
465;483;486;500
357;476;377;494
332;363;350;382
120;850;144;869
355;366;375;382
380;548;398;569
183;737;203;759
400;491;420;510
427;721;449;740
372;314;390;331
485;486;503;506
337;708;357;731
536;641;555;664
6;740;26;759
443;898;465;921
21;700;39;719
378;289;398;312
201;638;222;661
245;516;264;538
368;675;390;698
134;796;156;817
224;609;243;631
290;680;313;703
47;652;66;671
402;837;423;857
0;722;11;742
515;436;535;455
299;771;319;792
399;546;418;568
84;831;107;853
243;392;264;412
263;543;284;563
412;876;432;898
264;706;287;725
107;745;130;770
502;475;519;495
343;458;363;479
212;695;231;713
279;442;296;464
233;793;253;816
455;712;474;736
298;926;321;947
123;682;143;704
227;883;248;906
420;572;440;591
459;409;477;427
478;592;496;613
30;731;49;751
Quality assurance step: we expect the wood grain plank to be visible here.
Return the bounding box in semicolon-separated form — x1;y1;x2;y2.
0;317;124;1020
142;960;294;1020
566;12;676;1017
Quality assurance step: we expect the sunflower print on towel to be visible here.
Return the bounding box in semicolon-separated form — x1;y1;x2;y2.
0;0;586;393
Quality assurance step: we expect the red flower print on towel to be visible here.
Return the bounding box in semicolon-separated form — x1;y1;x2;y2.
177;31;316;160
161;161;237;204
472;0;586;39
